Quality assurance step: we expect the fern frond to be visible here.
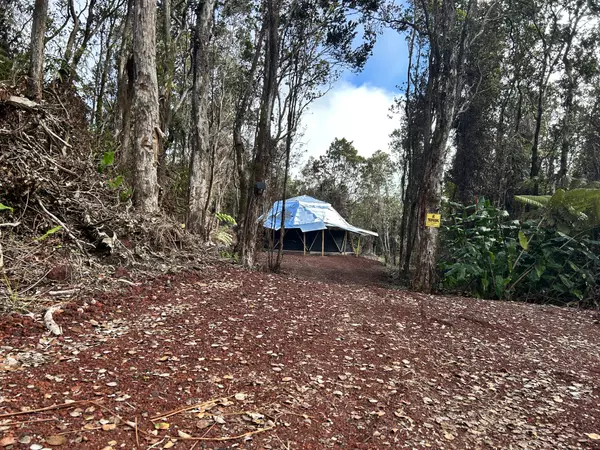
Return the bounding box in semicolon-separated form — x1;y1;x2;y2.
212;227;234;246
514;195;551;208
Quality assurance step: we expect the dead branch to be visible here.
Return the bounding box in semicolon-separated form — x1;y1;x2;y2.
36;198;87;253
178;426;275;441
5;96;38;110
40;119;72;149
0;400;91;419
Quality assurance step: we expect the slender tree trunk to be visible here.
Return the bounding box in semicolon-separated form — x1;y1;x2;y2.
530;60;547;194
157;0;173;190
70;0;97;73
95;21;115;135
116;0;134;172
187;0;216;236
234;24;265;245
131;0;160;213
557;12;582;187
27;0;49;101
240;0;281;268
60;0;79;78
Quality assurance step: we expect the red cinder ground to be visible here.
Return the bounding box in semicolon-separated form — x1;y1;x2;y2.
1;255;599;449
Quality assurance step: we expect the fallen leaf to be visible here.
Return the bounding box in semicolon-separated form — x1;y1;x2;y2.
178;430;192;439
154;422;170;430
0;435;16;447
102;423;117;431
234;393;246;401
196;419;212;429
45;435;67;446
444;432;455;441
213;415;226;424
586;433;600;440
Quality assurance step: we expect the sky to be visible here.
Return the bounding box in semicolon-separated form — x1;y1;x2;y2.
297;27;409;165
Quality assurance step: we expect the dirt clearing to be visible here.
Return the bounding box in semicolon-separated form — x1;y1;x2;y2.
0;256;599;449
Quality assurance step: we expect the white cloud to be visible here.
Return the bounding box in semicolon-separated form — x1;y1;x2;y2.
296;81;398;165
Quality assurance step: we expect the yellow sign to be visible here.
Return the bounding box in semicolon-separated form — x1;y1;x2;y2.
426;213;441;228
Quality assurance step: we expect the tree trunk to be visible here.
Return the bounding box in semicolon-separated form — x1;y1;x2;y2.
239;0;281;268
187;0;216;237
557;11;582;188
115;0;134;173
157;0;173;191
412;134;447;291
27;0;49;101
95;21;115;135
60;0;79;79
234;24;265;245
411;0;473;292
131;0;160;213
530;62;546;195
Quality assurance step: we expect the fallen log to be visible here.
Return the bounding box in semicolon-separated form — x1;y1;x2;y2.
5;95;38;110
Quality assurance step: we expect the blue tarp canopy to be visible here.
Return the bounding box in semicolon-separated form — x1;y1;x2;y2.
261;195;378;237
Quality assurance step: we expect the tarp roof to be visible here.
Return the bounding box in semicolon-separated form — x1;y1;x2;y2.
262;195;378;237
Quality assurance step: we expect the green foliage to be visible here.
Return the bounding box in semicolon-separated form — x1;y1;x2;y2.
215;212;236;226
119;188;133;203
212;212;237;247
98;151;115;172
107;175;124;189
36;225;63;242
514;195;551;208
213;228;234;246
515;189;600;232
440;198;600;307
0;202;13;213
219;250;239;262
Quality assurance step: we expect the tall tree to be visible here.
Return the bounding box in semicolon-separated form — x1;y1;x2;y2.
130;0;160;212
27;0;49;101
188;0;217;236
239;0;281;268
411;0;480;291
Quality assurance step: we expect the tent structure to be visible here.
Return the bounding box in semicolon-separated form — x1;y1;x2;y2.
261;195;378;255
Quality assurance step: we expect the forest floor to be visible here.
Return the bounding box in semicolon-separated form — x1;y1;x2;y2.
0;255;599;449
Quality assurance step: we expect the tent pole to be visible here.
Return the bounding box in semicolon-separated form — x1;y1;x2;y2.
303;232;306;256
343;231;348;255
321;229;324;256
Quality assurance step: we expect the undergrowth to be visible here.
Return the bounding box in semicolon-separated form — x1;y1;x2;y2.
439;197;600;308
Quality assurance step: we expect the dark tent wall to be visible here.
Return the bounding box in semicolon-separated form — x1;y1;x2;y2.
265;228;354;253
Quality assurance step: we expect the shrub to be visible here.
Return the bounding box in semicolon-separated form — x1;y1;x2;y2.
439;197;600;307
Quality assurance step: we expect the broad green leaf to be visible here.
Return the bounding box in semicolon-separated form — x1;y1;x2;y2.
518;231;528;250
494;275;505;298
535;259;545;277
